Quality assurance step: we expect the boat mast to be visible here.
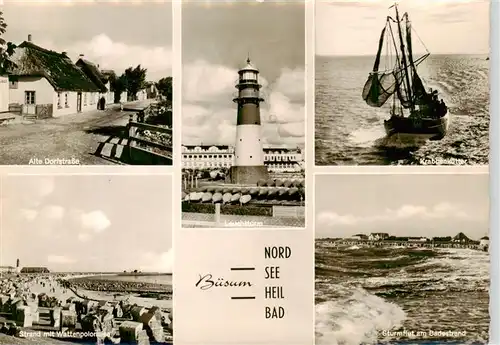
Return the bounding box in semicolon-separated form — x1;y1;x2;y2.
394;3;413;110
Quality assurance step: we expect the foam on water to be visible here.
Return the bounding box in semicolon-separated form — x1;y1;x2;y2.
315;243;490;343
316;287;406;345
315;54;489;165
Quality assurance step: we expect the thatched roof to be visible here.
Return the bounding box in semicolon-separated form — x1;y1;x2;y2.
9;41;101;92
75;58;108;93
453;232;470;242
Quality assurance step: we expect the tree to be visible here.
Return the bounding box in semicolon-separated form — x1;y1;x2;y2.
156;76;173;102
124;65;147;100
110;73;128;103
0;11;16;75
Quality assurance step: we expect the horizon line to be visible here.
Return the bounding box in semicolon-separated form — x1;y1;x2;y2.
316;52;489;58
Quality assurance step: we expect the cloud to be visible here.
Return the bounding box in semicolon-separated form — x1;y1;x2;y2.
317;202;471;226
182;60;305;147
81;210;111;233
37;177;56;197
40;205;65;220
77;233;92;243
37;34;172;81
47;255;75;264
139;249;173;273
19;208;38;221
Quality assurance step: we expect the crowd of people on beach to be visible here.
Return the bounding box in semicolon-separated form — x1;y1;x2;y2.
0;273;173;344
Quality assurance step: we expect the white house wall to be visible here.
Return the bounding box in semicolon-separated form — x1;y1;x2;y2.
136;90;147;101
10;77;98;117
103;81;114;105
118;91;128;103
0;75;9;112
10;76;53;105
52;91;97;117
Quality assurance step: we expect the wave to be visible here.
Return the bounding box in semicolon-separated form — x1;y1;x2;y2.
316;287;406;345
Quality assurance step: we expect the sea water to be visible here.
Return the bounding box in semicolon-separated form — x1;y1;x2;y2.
315;54;489;165
315;242;490;345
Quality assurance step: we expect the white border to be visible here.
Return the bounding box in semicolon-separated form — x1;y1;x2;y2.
489;0;498;343
306;0;315;343
172;0;182;330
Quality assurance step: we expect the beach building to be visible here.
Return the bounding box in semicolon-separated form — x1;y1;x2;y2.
20;267;50;273
263;146;304;173
8;35;101;118
452;232;471;243
181;144;305;173
182;145;235;169
0;266;15;274
408;237;428;242
368;233;389;241
479;236;489;248
351;234;368;240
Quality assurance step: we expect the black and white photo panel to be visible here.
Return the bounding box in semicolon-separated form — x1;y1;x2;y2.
181;0;306;228
0;174;173;344
0;1;173;166
315;0;489;166
315;173;490;344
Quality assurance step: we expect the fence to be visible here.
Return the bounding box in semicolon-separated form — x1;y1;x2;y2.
182;204;305;228
125;114;172;165
272;206;305;218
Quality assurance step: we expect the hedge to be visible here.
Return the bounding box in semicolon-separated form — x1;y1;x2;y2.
182;202;272;216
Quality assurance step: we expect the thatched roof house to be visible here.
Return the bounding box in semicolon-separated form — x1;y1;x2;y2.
9;41;100;93
453;232;471;243
7;35;104;118
75;57;109;93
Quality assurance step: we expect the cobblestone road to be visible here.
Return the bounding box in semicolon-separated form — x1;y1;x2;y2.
0;106;131;165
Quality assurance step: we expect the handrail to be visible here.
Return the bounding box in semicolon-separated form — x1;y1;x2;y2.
125;112;173;162
129;121;172;135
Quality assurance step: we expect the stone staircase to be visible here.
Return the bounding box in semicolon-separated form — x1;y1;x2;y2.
23;114;38;121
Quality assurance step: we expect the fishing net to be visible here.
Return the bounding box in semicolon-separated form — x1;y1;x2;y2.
362;72;397;108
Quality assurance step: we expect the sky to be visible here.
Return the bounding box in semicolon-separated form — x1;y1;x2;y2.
182;1;306;148
1;175;173;273
316;0;490;56
315;174;489;240
1;0;172;81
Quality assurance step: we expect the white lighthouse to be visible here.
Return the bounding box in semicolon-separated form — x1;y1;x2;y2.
229;57;269;184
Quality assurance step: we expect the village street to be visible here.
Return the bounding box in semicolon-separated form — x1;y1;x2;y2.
0;104;142;165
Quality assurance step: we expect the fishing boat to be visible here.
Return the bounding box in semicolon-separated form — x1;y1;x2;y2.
362;3;449;141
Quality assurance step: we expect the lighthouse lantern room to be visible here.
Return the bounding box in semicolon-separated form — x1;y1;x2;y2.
228;57;269;184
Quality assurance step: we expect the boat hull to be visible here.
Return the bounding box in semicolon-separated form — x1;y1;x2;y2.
384;113;449;140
